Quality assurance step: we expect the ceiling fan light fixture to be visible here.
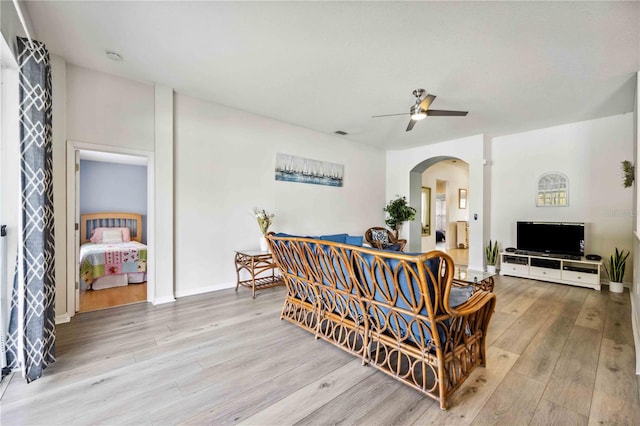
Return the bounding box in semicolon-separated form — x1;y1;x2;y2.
410;105;426;121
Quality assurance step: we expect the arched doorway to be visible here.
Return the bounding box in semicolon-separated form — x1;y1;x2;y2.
416;158;470;264
406;154;487;271
386;134;489;271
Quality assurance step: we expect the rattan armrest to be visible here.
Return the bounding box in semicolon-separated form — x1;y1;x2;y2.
444;290;496;317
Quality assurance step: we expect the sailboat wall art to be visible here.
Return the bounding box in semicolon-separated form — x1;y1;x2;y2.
275;153;344;187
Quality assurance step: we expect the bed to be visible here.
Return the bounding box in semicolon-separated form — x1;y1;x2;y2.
79;212;147;290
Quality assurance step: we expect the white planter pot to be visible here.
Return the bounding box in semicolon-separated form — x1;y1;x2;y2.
609;281;624;293
487;265;496;274
259;236;269;252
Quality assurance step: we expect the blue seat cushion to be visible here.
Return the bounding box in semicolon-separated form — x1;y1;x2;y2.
273;232;297;238
345;235;363;246
356;253;473;349
320;233;348;243
449;286;473;308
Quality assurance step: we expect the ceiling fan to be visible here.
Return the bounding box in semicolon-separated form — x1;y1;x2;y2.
372;89;468;132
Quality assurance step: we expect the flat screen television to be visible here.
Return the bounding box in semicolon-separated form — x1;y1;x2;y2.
516;221;585;257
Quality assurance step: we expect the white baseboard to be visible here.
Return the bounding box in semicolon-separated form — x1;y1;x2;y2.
55;314;71;324
599;279;633;288
174;282;235;298
152;295;176;305
0;371;14;400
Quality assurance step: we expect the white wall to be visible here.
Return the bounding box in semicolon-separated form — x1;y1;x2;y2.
153;84;174;304
491;114;634;279
421;161;469;252
66;65;154;150
58;64;386;309
1;0;35;58
174;93;386;296
0;37;20;335
387;135;488;270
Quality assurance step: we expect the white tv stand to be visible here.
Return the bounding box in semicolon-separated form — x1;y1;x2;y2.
500;251;602;290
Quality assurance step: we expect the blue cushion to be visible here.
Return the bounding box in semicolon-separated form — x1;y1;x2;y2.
449;286;473;308
273;232;299;238
354;253;471;349
345;235;363;246
274;233;361;247
320;234;348;243
315;245;363;319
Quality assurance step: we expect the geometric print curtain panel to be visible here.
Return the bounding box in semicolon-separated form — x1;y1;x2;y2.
6;37;56;382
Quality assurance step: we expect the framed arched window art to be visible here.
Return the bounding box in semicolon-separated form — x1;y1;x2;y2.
536;172;568;207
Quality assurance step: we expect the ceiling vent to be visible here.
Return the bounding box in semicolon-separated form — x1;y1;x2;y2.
106;51;123;62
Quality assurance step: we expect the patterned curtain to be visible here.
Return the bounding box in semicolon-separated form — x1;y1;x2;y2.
5;37;56;382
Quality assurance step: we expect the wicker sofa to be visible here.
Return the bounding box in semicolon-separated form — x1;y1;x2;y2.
266;232;496;410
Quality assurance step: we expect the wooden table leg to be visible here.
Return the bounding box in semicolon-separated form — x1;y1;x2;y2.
234;252;242;292
251;256;256;299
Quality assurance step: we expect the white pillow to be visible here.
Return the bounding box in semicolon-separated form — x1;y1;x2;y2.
102;229;123;244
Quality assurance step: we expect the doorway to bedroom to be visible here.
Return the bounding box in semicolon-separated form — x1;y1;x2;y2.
77;151;148;312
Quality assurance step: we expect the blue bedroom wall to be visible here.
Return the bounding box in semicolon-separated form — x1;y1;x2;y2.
80;160;148;243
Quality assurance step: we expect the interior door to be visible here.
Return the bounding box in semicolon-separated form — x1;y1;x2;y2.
74;150;80;310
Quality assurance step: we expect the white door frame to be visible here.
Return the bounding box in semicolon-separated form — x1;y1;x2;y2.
66;140;155;317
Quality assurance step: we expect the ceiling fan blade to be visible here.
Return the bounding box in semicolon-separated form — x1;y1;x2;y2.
426;109;468;116
418;94;436;111
371;112;409;118
406;120;417;132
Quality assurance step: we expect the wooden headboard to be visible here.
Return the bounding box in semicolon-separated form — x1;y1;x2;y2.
80;212;143;244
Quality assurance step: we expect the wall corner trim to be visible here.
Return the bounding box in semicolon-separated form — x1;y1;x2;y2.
153;296;176;305
55;314;71;324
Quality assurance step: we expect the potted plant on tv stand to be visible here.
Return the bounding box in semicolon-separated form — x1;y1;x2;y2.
605;247;629;293
485;240;499;274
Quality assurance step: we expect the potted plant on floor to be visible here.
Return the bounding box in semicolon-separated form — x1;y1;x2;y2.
485;240;499;274
384;196;416;238
605;247;630;293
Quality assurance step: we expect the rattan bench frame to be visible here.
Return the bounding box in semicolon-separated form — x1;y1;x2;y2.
266;233;496;410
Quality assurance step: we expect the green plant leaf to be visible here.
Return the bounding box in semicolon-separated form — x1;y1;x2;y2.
485;240;499;265
606;247;629;282
384;196;416;232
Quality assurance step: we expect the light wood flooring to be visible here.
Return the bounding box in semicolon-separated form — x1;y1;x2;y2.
1;275;639;425
443;247;469;266
79;282;147;313
435;242;469;266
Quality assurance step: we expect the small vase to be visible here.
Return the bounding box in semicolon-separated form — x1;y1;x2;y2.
487;265;496;274
259;236;269;252
608;280;624;293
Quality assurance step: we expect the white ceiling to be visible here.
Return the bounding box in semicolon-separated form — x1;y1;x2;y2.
24;1;639;150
